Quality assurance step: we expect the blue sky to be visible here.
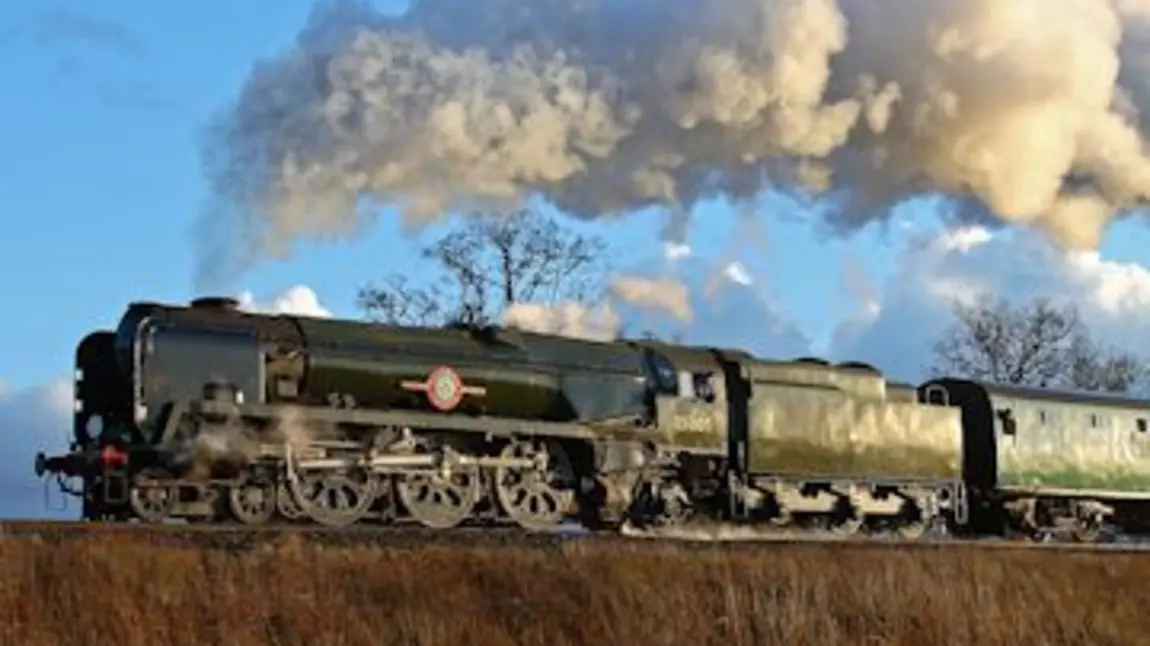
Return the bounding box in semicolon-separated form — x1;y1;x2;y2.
4;0;1150;393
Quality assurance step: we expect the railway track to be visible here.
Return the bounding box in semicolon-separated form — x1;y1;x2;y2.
4;519;1150;554
0;519;582;552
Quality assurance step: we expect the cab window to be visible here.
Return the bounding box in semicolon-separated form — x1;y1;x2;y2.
643;349;679;395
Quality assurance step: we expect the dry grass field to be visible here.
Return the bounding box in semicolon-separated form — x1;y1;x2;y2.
0;533;1146;646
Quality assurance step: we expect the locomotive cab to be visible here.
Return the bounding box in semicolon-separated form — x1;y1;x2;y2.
635;342;731;454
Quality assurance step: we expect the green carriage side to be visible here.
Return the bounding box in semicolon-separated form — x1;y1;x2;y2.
918;378;1150;538
920;378;1150;495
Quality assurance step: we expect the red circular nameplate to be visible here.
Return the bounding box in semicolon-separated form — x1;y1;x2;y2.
425;365;464;411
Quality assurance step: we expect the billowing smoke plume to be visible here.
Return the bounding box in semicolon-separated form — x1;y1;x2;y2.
196;0;1150;286
499;256;812;357
609;276;693;323
502;274;692;340
235;284;333;318
502;300;621;341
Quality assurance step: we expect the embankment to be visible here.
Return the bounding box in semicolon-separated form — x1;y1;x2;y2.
0;533;1145;645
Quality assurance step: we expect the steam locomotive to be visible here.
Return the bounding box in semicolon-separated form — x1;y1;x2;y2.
32;296;1150;542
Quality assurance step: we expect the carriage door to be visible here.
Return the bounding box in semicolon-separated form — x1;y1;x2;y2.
1118;415;1150;479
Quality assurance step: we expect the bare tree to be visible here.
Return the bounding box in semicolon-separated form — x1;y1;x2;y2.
928;295;1147;393
357;208;610;327
1064;335;1147;393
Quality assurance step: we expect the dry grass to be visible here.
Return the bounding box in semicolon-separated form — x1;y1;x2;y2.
0;534;1147;646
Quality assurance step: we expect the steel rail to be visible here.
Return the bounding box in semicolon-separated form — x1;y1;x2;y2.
3;519;1150;554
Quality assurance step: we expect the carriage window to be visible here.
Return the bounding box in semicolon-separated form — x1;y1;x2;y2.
1091;414;1100;428
924;384;948;406
1137;418;1148;433
1038;410;1047;424
997;409;1016;436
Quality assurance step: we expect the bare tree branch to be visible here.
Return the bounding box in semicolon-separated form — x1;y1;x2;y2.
358;208;610;327
1065;335;1148;393
356;275;454;326
928;295;1147;393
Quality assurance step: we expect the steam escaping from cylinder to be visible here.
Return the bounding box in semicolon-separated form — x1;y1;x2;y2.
163;407;323;478
195;0;1150;286
166;422;261;479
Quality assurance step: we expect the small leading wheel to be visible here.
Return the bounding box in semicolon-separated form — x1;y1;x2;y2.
227;479;277;525
494;439;577;531
395;437;482;529
129;470;177;523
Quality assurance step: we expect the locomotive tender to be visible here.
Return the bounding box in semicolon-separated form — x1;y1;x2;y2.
31;297;1150;541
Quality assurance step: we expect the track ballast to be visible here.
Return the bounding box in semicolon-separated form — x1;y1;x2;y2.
5;518;1150;555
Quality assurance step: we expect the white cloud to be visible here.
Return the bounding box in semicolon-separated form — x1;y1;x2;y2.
502;300;622;341
664;242;692;261
612;253;812;356
512;225;1150;388
609;275;693;323
500;249;811;357
0;377;76;519
235;284;332;318
721;261;753;287
829;225;1150;382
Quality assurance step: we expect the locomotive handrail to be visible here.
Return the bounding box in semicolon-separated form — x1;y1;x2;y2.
190;399;602;440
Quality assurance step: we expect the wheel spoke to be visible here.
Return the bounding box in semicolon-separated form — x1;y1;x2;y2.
129;470;176;523
395;438;481;529
289;470;376;527
494;439;576;531
228;479;277;525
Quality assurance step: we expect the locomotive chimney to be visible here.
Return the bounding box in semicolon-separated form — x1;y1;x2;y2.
189;296;241;311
